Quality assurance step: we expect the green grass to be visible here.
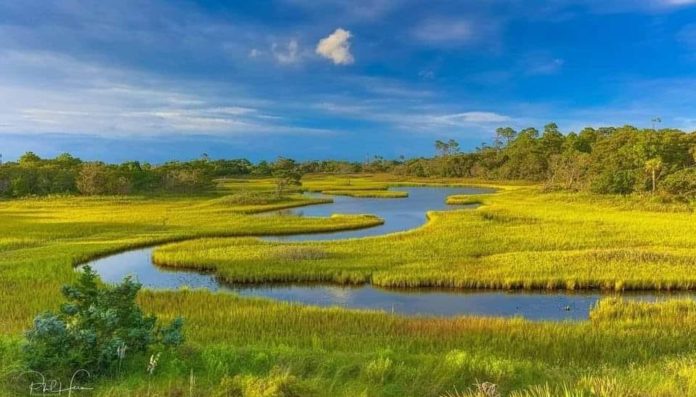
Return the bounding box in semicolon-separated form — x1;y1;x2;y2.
4;175;696;396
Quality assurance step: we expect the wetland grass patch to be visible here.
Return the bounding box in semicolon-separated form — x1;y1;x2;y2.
154;185;696;291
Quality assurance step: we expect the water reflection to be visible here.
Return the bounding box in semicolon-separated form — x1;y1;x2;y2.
86;247;692;321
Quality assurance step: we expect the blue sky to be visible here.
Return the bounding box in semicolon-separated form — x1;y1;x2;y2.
2;0;696;162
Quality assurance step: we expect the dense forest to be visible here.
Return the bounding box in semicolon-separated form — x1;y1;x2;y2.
2;124;696;198
398;124;696;197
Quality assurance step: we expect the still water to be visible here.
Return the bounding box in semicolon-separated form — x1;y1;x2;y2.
87;246;685;321
264;186;491;241
85;186;686;321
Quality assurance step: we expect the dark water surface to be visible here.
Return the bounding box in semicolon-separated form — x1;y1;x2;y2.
85;186;689;321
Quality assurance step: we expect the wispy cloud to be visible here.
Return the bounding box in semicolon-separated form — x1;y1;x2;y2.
0;49;330;137
412;18;474;44
547;0;696;14
315;96;514;134
272;39;301;64
432;112;511;124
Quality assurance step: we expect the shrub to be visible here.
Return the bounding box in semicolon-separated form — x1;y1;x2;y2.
163;168;212;193
76;163;110;195
662;168;696;199
23;267;184;377
590;169;636;195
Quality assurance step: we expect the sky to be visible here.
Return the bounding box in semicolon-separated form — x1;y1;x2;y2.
2;0;696;162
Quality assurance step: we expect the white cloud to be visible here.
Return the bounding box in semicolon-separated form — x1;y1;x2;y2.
248;48;261;58
272;39;300;64
316;28;354;65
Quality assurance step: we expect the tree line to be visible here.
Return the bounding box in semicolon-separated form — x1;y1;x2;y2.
3;124;696;198
0;152;374;198
395;124;696;198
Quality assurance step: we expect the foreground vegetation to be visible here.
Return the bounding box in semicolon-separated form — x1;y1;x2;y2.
4;175;696;395
6;291;696;396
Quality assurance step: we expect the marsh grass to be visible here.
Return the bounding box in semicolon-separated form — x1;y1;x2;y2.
322;189;409;198
211;192;288;205
4;175;696;395
272;246;329;261
446;195;485;205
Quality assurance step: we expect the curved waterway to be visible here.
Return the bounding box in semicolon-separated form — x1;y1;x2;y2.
85;186;687;321
262;186;489;241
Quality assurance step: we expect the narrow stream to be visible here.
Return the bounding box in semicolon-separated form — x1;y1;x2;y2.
85;186;689;321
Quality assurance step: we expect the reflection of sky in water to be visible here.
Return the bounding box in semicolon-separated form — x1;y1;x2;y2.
84;187;696;321
265;187;492;241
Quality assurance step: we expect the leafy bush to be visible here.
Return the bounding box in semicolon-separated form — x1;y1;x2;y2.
662;168;696;199
590;169;637;195
23;267;184;377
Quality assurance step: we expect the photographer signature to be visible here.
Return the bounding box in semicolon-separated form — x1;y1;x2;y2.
17;369;93;395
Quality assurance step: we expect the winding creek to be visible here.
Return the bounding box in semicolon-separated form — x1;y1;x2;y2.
86;186;689;321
